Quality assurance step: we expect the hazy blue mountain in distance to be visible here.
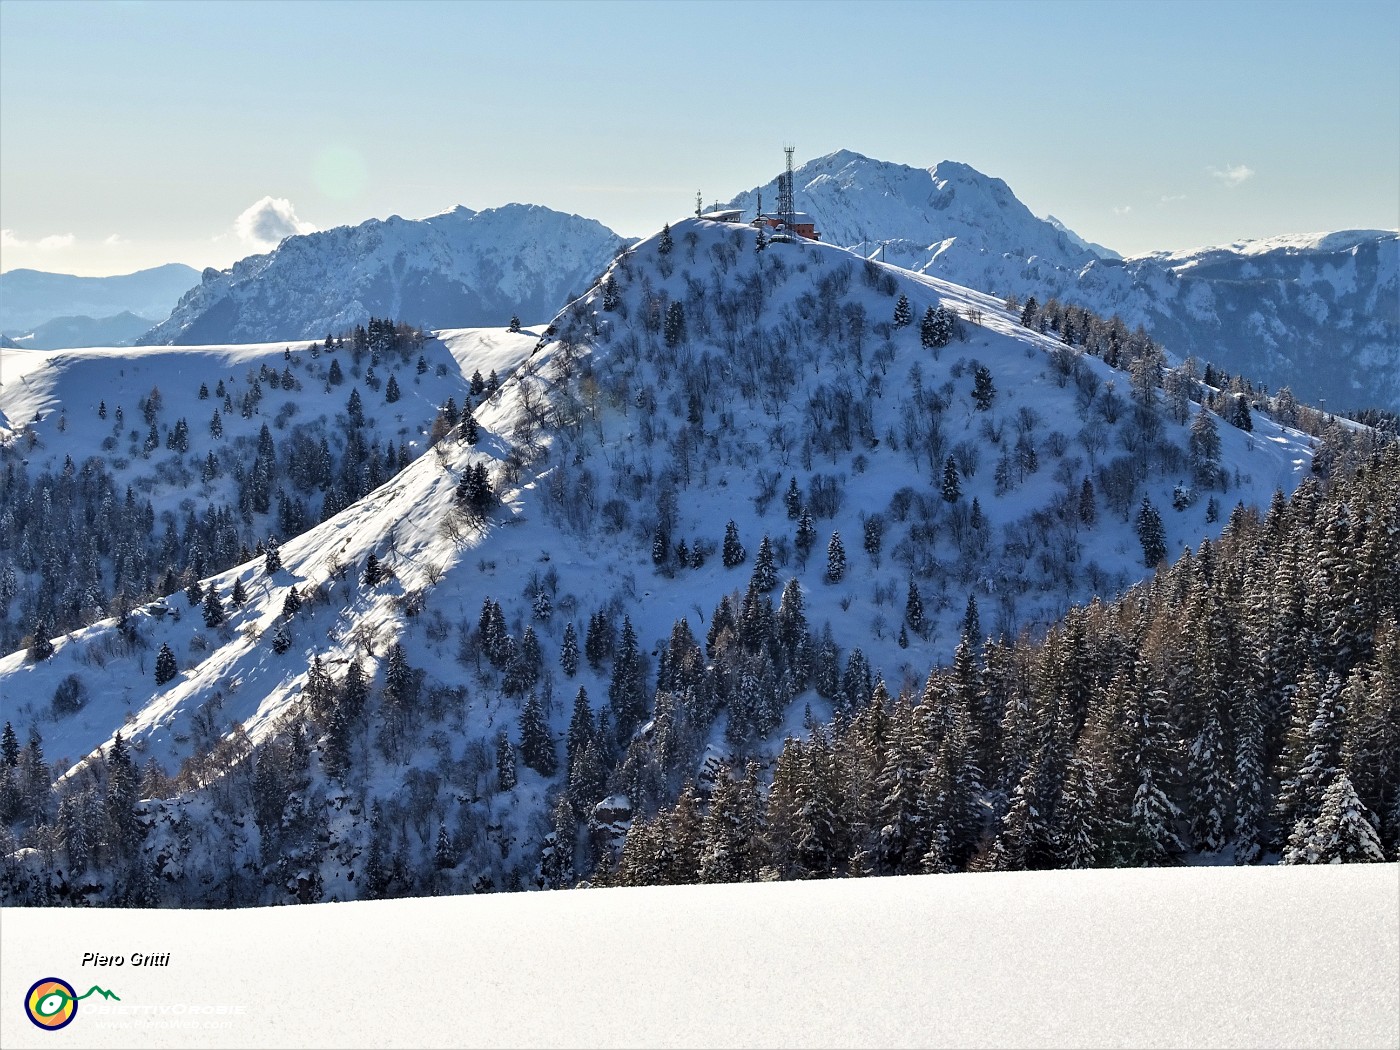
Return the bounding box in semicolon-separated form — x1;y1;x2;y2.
0;263;199;333
3;310;159;349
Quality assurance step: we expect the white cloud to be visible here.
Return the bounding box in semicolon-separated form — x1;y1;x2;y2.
1159;194;1188;205
233;196;316;246
104;233;127;246
1;228;77;251
1113;205;1133;216
1209;164;1255;187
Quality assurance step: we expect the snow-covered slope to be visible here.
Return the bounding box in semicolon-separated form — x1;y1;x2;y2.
726;150;1400;413
2;863;1395;1049
0;327;538;657
0;219;1321;906
0;264;199;334
140;205;628;346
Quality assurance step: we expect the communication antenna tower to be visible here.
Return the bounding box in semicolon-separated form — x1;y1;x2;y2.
778;144;797;238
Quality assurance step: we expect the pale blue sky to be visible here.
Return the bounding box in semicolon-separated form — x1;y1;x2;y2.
2;0;1397;275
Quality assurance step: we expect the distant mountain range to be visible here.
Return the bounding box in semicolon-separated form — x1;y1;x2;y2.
726;150;1399;412
10;153;1396;412
2;310;159;350
140;204;629;345
0;262;198;333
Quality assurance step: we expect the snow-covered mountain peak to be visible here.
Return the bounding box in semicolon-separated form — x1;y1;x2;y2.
140;205;628;346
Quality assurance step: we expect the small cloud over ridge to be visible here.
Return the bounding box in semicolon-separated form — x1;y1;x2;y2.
233;197;316;246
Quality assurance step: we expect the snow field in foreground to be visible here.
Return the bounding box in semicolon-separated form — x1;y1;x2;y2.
1;863;1396;1049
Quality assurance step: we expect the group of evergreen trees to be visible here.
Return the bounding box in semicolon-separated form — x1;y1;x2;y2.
0;319;441;656
603;447;1400;885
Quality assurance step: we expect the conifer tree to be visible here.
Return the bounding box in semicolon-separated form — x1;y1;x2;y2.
795;510;817;567
518;694;558;776
1187;698;1228;852
960;594;981;643
495;729;517;791
920;306;939;349
346;387;364;427
602;275;621;311
752;536;777;592
384;374;401;403
941;455;961;502
1229;393;1254;432
608;616;647;742
1128;683;1185;864
826;532;846;583
364;553;383;586
905;581;925;633
722;520;747;568
1078;477;1097;526
1285;771;1385;864
658;222;674;254
664;301;686;348
27;619;54;662
561;622;580;677
694;778;750;884
972;365;996;410
230;577;248;607
784;477;802;519
540;795;578;888
893;294;912;328
1189;408;1222;488
202;585;225;628
435;824;455;869
154;642;178;685
1135;498;1167;568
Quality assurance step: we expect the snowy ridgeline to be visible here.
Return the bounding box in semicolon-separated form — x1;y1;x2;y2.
1;863;1396;1049
141;204;629;346
0;216;1391;908
725;150;1400;414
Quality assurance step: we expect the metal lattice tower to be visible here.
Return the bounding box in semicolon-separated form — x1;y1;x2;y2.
778;145;796;235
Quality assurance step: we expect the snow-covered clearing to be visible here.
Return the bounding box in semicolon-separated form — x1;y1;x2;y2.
1;863;1395;1048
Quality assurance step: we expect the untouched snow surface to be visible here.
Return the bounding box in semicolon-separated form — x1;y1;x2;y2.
2;863;1397;1049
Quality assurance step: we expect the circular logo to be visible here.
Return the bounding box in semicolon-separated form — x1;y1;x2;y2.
25;978;78;1031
